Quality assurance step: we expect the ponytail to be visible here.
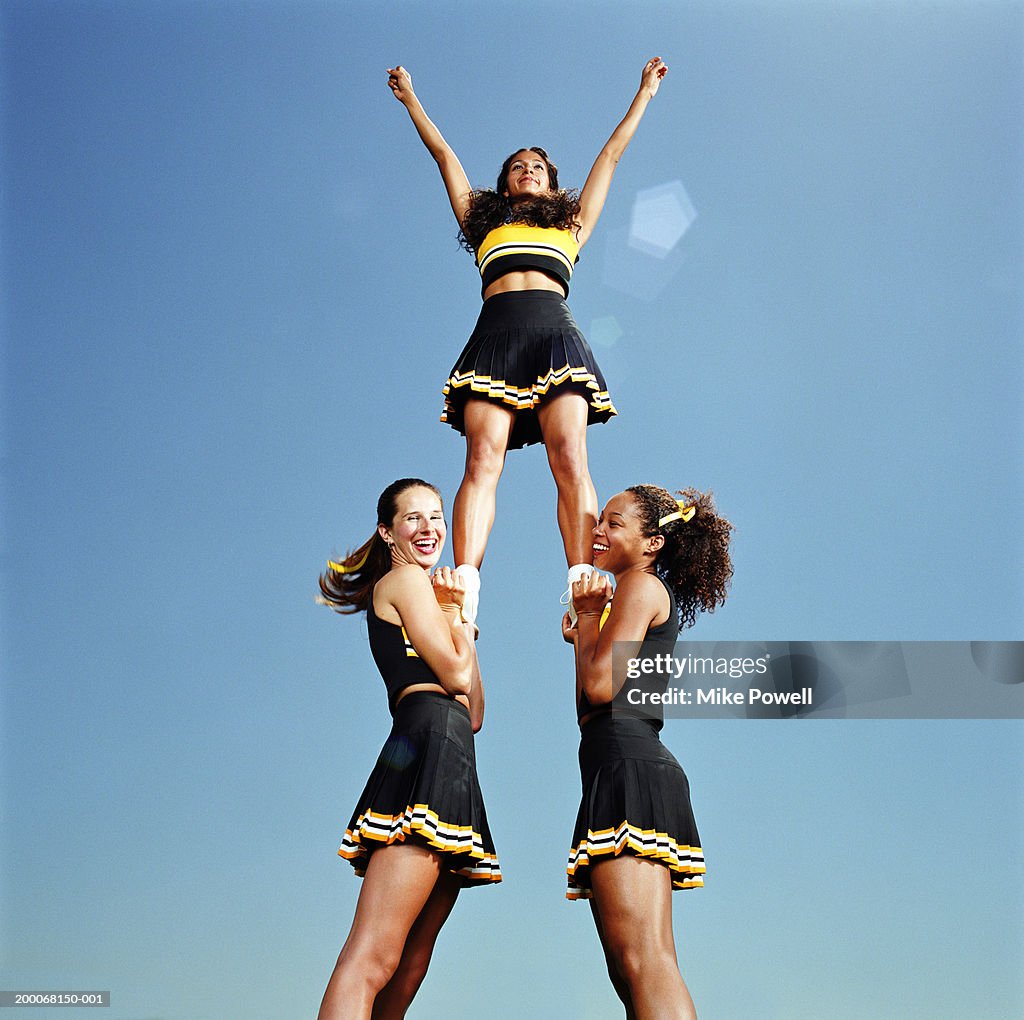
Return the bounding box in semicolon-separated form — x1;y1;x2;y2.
626;484;734;630
318;477;443;615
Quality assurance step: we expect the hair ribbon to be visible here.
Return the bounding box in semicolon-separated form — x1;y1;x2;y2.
658;502;696;528
327;545;371;574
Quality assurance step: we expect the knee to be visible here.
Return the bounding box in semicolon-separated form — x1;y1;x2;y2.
604;956;628;995
607;937;675;989
546;437;590;487
463;434;506;483
342;942;404;997
605;940;643;988
401;938;434;984
388;949;432;1001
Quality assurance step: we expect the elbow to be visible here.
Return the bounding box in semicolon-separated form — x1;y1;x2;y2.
446;670;472;697
580;670;608;704
444;655;474;697
436;150;460;173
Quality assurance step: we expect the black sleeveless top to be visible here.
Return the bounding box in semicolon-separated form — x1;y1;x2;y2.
577;574;680;730
367;594;445;715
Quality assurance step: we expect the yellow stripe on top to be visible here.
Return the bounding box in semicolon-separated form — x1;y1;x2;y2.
477;223;580;294
400;627;420;658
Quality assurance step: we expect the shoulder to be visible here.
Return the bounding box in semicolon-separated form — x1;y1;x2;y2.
615;569;663;598
373;565;431;614
378;564;430;593
609;571;668;629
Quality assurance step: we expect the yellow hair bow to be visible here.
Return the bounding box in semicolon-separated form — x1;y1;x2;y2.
327;546;371;574
658;501;696;528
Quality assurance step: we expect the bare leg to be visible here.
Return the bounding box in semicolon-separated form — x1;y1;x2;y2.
370;870;461;1019
589;856;697;1020
589;897;637;1020
452;399;515;568
318;843;442;1020
536;391;599;566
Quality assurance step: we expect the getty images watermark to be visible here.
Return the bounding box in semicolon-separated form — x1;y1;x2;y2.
611;642;1024;720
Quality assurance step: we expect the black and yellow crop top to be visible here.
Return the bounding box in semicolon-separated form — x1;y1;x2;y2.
476;223;580;297
577;575;680;729
367;595;444;714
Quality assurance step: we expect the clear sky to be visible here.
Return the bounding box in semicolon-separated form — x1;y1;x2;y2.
3;2;1022;1018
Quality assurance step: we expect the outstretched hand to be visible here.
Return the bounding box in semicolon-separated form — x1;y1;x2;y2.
640;57;668;99
432;566;465;615
386;65;415;104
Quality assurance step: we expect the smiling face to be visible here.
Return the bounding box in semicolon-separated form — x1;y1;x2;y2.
591;491;664;577
378;485;446;570
503;149;552;198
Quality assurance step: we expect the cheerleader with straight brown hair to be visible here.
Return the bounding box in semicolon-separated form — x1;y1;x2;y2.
316;478;500;1020
563;485;733;1020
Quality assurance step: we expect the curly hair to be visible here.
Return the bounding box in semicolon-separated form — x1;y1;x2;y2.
318;478;443;615
626;484;734;630
458;147;581;253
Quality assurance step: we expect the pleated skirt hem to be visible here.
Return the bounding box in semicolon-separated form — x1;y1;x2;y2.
440;290;617;450
566;822;705;900
339;805;502;884
566;715;703;900
337;692;502;888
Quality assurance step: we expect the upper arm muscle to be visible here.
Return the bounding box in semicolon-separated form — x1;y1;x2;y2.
582;573;664;702
378;568;460;682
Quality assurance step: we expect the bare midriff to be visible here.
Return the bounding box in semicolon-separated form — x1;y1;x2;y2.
482;269;566;301
395;682;470;712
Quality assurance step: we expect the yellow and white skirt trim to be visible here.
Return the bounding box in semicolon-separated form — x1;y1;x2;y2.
567;713;703;900
337;692;501;887
442;290;616;451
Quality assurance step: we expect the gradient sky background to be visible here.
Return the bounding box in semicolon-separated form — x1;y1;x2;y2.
3;2;1022;1018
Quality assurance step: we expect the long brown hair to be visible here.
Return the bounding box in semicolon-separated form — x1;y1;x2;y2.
318;478;443;615
458;146;581;253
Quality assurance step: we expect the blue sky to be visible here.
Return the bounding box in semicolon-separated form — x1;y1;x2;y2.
3;2;1022;1018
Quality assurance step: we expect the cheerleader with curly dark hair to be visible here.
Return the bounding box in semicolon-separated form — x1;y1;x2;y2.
562;485;733;1020
387;58;668;626
316;478;500;1020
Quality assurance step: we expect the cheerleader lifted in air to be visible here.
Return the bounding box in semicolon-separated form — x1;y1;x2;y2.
387;57;669;626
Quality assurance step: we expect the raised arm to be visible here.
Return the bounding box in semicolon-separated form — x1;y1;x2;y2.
387;65;473;228
575;57;669;248
383;565;474;697
432;566;485;730
573;571;661;707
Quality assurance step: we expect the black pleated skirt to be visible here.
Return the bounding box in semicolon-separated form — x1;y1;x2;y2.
338;692;502;886
441;290;617;450
566;714;704;900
